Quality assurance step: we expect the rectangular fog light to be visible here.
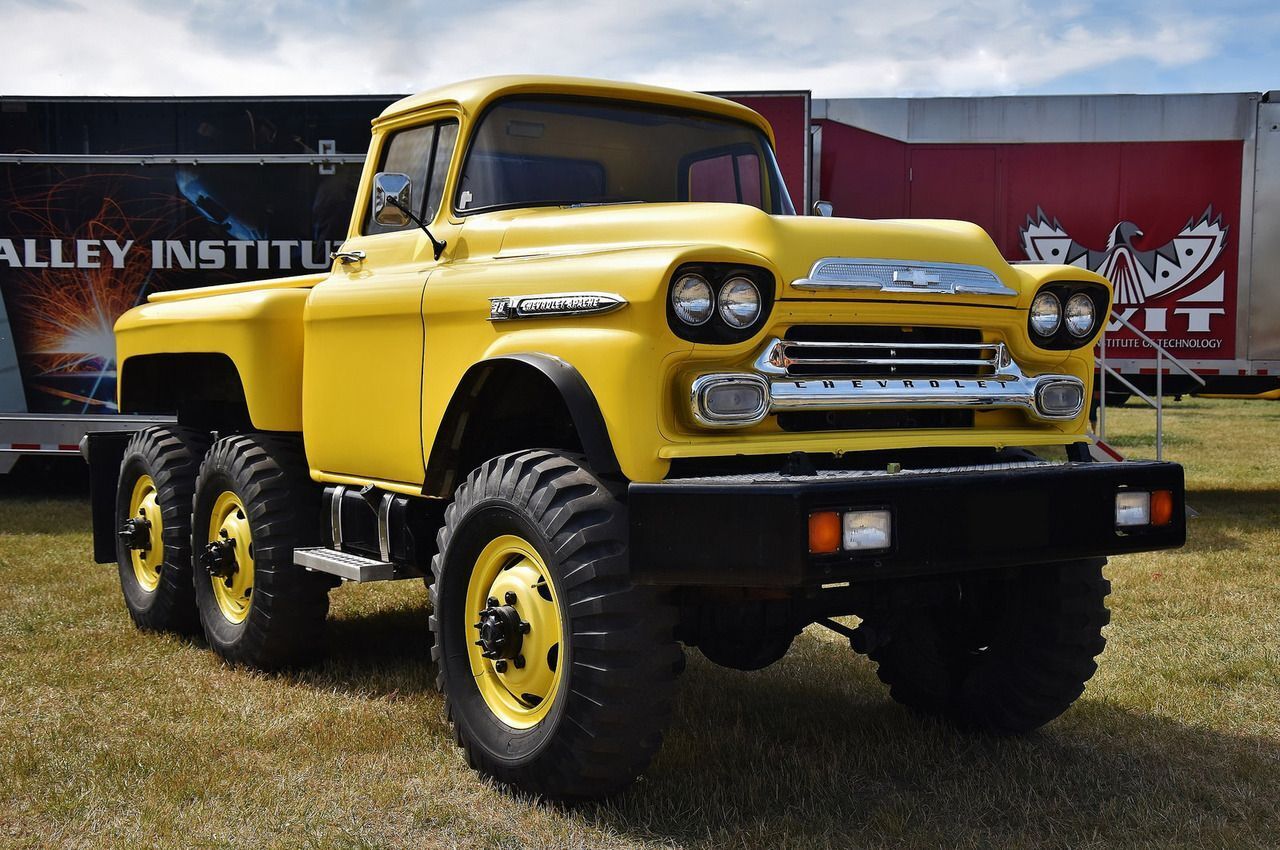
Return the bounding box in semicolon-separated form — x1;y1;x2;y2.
1036;379;1085;418
842;509;891;551
692;374;769;426
704;382;765;418
1115;490;1151;527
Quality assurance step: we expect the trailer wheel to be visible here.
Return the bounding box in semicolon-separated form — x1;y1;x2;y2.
192;433;330;670
430;450;680;800
863;559;1110;734
115;426;211;632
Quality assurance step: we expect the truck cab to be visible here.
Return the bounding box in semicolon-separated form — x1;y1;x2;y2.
87;75;1186;801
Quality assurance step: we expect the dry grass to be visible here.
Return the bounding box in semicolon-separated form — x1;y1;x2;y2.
1;398;1278;849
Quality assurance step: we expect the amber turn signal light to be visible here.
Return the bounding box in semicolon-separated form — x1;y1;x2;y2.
1151;489;1174;526
808;511;841;554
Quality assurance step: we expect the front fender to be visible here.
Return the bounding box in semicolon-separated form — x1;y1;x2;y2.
423;354;620;496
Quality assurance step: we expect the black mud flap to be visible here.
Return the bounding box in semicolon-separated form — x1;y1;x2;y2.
83;431;132;564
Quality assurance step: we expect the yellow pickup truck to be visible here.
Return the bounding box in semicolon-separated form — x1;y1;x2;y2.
84;75;1185;800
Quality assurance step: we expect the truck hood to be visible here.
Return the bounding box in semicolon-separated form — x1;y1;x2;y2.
476;203;1024;301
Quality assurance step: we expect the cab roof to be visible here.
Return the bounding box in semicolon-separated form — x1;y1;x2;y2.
376;75;776;145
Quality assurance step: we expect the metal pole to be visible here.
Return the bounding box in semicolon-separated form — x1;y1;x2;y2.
1156;348;1163;461
1097;327;1107;440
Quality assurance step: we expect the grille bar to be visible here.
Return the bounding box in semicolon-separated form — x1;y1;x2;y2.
759;335;1010;379
783;356;999;369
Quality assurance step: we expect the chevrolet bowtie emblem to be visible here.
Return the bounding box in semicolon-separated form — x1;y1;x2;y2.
892;268;943;288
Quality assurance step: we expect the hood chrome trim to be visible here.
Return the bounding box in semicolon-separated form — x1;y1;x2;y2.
792;258;1017;297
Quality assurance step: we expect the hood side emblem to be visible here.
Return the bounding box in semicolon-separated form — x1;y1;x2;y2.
489;292;628;321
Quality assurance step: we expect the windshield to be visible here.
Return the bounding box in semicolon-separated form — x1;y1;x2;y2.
455;97;795;215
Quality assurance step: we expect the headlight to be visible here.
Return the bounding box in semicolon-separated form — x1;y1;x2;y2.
1064;292;1096;338
1026;283;1109;349
1029;292;1061;337
671;274;714;326
666;263;775;343
718;276;762;329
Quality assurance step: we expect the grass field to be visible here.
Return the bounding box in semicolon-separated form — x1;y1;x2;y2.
2;398;1278;849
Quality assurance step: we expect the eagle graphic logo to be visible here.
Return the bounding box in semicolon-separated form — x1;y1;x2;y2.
1020;207;1228;306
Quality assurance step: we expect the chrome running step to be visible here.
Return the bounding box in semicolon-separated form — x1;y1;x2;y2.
294;547;395;582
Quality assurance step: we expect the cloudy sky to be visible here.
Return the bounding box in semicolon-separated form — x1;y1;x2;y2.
4;0;1277;98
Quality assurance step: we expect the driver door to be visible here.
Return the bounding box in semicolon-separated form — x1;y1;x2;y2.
303;115;460;487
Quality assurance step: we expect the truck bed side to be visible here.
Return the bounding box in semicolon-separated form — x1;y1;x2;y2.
115;275;323;431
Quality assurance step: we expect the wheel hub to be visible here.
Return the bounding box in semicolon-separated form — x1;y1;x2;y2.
474;598;530;663
127;474;164;592
202;536;239;585
206;491;255;624
118;516;153;551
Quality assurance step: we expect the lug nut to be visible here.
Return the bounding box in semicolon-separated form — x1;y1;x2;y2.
487;596;500;608
505;591;518;605
494;659;508;673
519;621;531;634
513;655;525;669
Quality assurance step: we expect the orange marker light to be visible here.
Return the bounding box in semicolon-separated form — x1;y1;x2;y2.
809;511;841;554
1151;490;1175;526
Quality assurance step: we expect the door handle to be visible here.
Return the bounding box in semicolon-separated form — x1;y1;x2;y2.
330;250;366;265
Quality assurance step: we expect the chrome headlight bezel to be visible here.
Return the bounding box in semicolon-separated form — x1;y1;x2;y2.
670;273;715;326
717;276;762;329
1064;292;1096;338
1029;291;1062;337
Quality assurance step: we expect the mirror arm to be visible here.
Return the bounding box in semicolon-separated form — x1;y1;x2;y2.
387;196;447;260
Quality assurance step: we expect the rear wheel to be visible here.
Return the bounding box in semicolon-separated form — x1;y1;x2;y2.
431;450;680;800
115;426;210;632
862;559;1110;734
192;433;330;670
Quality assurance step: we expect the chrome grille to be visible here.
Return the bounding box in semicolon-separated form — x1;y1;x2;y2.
761;327;1009;379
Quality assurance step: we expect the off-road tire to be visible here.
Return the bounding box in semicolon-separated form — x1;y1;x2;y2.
864;559;1110;734
430;450;680;800
192;433;330;670
115;426;211;632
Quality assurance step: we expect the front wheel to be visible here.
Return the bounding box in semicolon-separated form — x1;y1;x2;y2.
430;451;680;800
862;559;1111;734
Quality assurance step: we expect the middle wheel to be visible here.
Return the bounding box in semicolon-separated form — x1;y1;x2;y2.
192;433;332;670
431;450;681;800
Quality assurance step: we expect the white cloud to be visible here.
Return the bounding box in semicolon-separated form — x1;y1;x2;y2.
0;0;1232;96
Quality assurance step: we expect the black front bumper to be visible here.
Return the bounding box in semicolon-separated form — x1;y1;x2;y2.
628;460;1185;587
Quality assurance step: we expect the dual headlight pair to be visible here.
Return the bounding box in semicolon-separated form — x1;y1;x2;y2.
1028;283;1109;350
668;265;773;343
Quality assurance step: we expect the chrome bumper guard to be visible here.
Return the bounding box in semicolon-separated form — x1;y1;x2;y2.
690;337;1086;426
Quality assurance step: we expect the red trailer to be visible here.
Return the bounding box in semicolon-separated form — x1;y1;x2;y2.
813;90;1280;397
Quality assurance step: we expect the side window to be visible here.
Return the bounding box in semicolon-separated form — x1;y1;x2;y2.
364;119;459;235
425;122;459;219
688;150;763;208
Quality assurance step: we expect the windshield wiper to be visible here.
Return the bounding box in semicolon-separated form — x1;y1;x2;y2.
566;200;648;208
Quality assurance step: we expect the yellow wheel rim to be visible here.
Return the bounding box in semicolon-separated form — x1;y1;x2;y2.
207;491;255;624
128;474;164;592
465;535;564;729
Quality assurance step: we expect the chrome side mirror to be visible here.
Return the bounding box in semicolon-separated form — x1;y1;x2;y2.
812;200;834;217
373;172;413;226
